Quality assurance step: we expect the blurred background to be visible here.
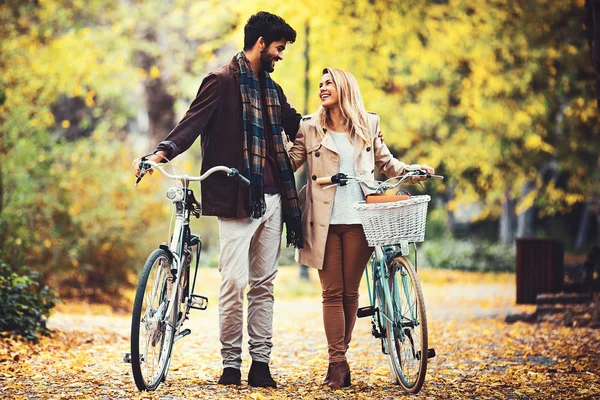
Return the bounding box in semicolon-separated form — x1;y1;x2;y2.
1;0;599;319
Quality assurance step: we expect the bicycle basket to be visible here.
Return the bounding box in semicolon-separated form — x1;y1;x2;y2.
353;195;431;246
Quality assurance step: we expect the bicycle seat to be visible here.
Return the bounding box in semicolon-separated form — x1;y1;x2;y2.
365;194;410;204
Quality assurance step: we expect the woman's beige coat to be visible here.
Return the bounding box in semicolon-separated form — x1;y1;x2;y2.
287;112;409;270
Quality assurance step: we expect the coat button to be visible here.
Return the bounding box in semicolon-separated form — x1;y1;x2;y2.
371;169;375;174
366;146;371;152
310;221;314;227
312;175;317;180
315;151;320;157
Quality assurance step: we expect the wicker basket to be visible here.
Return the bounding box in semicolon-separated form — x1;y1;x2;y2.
353;195;431;247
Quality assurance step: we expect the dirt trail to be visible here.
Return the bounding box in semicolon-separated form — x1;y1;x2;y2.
2;268;599;399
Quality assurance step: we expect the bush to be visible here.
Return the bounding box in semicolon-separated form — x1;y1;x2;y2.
421;238;516;272
1;135;168;306
0;255;58;341
425;207;451;240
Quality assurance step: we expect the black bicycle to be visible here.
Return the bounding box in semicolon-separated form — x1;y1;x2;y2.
123;156;249;391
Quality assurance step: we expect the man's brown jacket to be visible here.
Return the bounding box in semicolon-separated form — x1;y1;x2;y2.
155;56;302;218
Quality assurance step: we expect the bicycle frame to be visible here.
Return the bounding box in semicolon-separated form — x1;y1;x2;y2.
136;160;247;343
164;193;191;340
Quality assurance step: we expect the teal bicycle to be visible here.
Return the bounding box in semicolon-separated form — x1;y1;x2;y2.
317;168;442;393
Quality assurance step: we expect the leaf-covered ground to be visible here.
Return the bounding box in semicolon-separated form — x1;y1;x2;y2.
1;268;599;399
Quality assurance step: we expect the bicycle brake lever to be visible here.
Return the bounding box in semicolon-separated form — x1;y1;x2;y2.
332;173;348;186
134;174;144;187
134;158;151;187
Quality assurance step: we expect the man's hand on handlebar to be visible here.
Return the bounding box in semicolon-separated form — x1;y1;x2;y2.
132;152;169;178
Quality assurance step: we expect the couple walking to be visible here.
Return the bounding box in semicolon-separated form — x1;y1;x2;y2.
133;11;433;390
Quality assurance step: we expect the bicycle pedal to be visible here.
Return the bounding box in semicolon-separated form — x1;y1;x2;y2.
189;294;208;310
174;328;191;343
428;348;436;359
123;352;144;364
357;306;377;318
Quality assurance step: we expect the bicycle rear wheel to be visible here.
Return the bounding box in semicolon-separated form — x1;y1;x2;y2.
385;256;428;393
131;249;177;391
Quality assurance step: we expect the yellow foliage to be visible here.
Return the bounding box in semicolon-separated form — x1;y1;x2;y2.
149;65;161;79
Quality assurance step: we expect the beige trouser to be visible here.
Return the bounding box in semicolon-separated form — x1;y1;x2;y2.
218;193;282;369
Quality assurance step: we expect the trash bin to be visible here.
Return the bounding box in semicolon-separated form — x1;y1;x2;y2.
516;238;564;304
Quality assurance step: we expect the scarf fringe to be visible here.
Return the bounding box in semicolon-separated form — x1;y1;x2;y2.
248;185;266;218
284;215;304;249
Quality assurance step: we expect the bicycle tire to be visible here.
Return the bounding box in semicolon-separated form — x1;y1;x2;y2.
385;256;428;393
131;249;178;391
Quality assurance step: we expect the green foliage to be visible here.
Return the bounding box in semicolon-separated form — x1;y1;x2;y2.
1;135;168;302
425;207;452;240
0;254;58;341
421;239;516;272
0;1;168;303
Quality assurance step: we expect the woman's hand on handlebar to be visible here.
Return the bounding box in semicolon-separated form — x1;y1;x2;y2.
408;164;435;182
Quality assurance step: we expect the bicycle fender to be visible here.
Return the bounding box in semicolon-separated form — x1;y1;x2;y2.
158;244;175;263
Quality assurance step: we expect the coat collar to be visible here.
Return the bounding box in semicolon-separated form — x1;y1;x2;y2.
229;56;240;76
303;114;369;159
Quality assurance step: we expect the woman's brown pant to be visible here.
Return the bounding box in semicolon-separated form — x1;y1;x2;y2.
318;224;373;363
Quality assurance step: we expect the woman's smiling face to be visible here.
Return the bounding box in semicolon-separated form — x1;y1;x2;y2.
319;73;339;109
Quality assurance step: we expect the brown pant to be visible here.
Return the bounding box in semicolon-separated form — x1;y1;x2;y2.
318;224;373;363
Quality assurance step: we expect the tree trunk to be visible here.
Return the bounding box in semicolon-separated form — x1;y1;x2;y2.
516;180;536;239
0;162;3;217
499;189;516;245
299;20;310;281
444;184;457;236
136;29;176;150
575;202;591;249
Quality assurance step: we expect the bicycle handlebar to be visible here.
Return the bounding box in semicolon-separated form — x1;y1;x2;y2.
135;158;251;187
316;169;444;192
315;174;343;185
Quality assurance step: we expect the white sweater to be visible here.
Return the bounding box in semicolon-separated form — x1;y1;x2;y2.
328;131;364;225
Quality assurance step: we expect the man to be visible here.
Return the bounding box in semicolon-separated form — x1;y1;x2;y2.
133;12;302;387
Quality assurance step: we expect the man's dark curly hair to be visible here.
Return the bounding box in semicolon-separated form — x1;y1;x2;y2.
243;11;296;51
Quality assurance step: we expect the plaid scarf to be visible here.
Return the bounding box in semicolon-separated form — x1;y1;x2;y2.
236;51;303;248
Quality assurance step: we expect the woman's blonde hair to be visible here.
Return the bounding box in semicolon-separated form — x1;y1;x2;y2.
315;68;370;145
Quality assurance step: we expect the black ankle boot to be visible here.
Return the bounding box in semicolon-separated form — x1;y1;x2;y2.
218;367;241;385
248;361;277;388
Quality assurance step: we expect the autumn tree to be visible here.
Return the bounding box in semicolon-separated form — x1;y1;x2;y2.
247;0;599;244
0;0;162;300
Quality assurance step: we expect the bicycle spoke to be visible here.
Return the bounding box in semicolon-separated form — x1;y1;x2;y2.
131;250;176;391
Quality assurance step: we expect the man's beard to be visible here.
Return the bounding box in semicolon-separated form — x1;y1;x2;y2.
260;49;275;73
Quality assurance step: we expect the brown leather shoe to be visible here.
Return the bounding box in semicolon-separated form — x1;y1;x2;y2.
327;361;351;389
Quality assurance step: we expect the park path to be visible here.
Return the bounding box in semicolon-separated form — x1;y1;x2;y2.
1;268;599;399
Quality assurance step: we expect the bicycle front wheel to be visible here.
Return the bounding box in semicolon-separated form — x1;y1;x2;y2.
385;256;428;393
131;249;177;391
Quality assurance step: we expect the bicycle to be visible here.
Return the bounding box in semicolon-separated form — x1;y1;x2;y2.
316;168;443;393
123;156;250;391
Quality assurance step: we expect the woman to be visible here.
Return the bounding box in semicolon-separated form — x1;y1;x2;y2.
287;68;434;389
